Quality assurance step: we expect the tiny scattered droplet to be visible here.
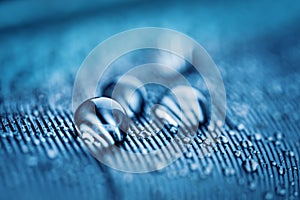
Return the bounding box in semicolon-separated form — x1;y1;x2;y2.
278;166;285;175
289;151;295;157
249;181;257;190
235;150;242;157
264;192;274;200
224;167;235;176
204;164;213;176
254;133;263;141
242;159;258;173
275;131;283;140
271;161;277;166
229;130;235;136
241;140;253;148
290;181;295;186
183;137;192;144
220;135;229;144
47;149;58;159
276;186;286;196
185;151;193;158
190;162;199;171
237;123;245;131
267;136;274;142
26;156;38;167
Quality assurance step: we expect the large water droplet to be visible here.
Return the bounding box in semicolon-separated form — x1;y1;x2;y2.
100;75;146;117
160;85;208;129
242;159;258;173
74;97;128;147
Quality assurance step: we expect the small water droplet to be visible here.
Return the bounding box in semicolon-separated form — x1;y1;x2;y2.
185;151;193;158
204;164;213;176
224;167;235;176
254;133;263;141
229;130;235;136
276;186;286;196
264;192;274;200
267;136;274;142
47;149;58;159
275;131;283;140
190;162;199;171
289;151;295;157
220;135;229;144
74;97;128;148
271;161;277;166
169;125;178;134
249;181;257;190
26;155;38;167
235;150;242;157
183;137;191;144
237;123;245;131
241;140;253;148
242;159;258;173
290;181;295;186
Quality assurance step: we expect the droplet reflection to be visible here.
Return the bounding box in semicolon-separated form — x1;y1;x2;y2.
74;97;128;148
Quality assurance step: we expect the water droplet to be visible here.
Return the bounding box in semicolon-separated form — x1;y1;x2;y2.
242;159;258;173
254;133;263;141
264;192;274;200
26;155;38;167
267;136;274;142
169;125;178;134
204;164;213;176
47;149;58;159
271;161;277;166
275;131;283;140
185;151;193;158
74;97;128;148
220;135;229;144
288;150;295;157
241;140;253;148
249;181;257;190
278;166;285;175
183;137;191;144
190;162;199;171
160;85;208;129
100;75;146;117
276;186;286;196
237;123;245;131
229;130;235;136
234;150;242;157
290;181;295;186
224;167;235;176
